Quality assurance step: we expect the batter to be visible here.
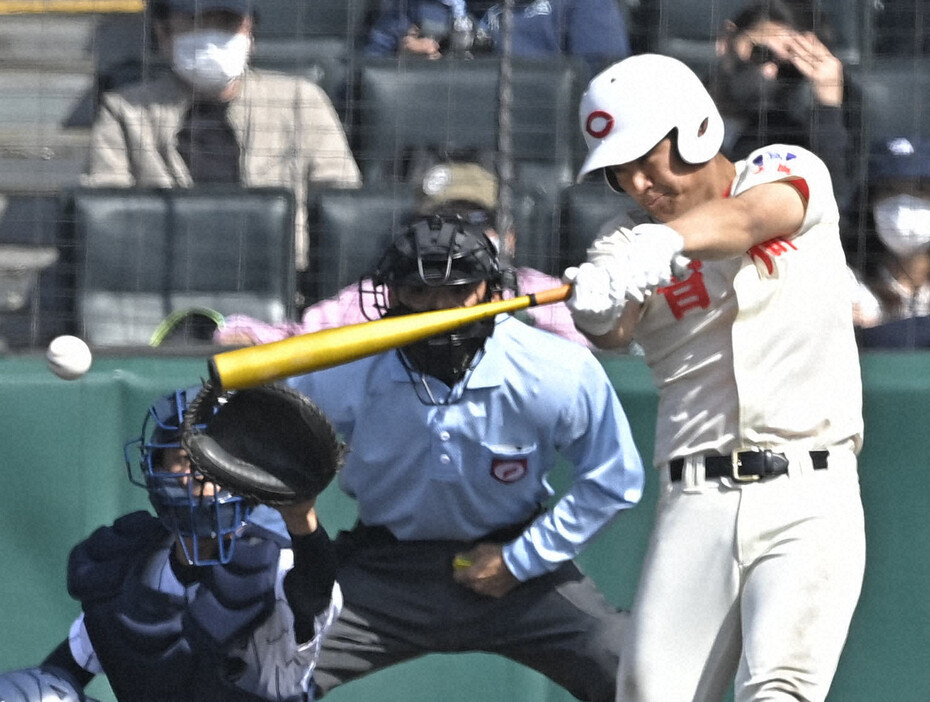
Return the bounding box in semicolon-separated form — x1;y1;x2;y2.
564;53;866;702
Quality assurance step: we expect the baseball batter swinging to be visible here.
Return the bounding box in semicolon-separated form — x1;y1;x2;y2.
564;54;866;701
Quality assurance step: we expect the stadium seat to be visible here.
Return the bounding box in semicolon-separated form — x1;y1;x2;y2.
354;56;587;184
304;184;416;302
508;185;561;277
354;57;499;183
848;57;930;147
559;182;646;271
354;56;589;266
0;194;70;349
252;0;371;43
68;187;296;346
249;0;373;120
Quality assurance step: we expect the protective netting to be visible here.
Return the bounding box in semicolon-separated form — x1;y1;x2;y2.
0;0;926;350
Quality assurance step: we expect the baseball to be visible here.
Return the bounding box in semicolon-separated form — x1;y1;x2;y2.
46;335;93;380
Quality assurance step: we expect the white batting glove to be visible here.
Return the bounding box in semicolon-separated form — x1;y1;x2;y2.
563;262;625;336
622;223;687;303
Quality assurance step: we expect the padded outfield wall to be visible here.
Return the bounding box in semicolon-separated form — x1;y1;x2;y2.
0;351;927;702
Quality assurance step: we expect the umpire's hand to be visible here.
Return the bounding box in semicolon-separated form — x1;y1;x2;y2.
452;543;520;598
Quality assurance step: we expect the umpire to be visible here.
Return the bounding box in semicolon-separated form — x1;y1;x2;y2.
288;214;645;701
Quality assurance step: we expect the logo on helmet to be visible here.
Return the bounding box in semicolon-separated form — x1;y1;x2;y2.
585;110;614;139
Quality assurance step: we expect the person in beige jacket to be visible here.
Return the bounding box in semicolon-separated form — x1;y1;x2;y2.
82;0;362;271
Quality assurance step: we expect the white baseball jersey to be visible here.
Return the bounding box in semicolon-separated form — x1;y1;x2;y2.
630;144;863;465
607;144;867;702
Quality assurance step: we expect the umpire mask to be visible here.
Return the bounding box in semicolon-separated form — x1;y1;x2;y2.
361;215;508;390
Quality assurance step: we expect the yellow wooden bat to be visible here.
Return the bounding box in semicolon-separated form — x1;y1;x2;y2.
209;284;572;391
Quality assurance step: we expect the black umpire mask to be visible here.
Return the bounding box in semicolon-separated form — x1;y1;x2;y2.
386;302;495;388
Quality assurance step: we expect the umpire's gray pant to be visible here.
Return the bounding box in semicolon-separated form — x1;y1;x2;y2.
313;524;627;702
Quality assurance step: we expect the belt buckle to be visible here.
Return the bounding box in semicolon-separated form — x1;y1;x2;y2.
730;448;762;483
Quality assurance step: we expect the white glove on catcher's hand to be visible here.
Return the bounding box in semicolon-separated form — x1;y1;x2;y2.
563;262;625;336
621;223;688;303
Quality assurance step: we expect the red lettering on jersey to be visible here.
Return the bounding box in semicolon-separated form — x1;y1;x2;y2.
777;163;792;174
748;237;798;274
658;261;710;320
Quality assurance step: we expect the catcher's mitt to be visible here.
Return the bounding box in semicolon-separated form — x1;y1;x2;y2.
181;381;345;505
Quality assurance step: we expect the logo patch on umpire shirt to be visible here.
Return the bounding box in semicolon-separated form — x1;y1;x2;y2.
491;458;528;483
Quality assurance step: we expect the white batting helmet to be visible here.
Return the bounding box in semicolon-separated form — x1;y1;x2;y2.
576;54;725;184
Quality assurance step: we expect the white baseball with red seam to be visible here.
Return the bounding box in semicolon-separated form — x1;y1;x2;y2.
46;335;93;380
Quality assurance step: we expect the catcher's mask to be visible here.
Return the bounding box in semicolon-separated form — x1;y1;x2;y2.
125;386;252;566
360;214;510;390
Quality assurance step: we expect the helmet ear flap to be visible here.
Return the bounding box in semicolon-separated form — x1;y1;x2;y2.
603;168;623;193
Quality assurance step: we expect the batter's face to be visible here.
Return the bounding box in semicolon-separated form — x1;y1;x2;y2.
608;137;715;222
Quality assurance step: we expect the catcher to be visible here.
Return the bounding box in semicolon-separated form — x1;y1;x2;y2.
0;383;345;702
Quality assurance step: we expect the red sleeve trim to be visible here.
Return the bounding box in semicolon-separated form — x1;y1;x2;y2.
784;177;810;203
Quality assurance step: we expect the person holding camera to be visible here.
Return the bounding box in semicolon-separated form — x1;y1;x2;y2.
364;0;631;74
709;0;855;215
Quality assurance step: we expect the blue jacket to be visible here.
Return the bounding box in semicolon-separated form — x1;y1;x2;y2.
365;0;631;74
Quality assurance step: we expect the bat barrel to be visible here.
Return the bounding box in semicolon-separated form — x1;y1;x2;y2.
210;285;572;391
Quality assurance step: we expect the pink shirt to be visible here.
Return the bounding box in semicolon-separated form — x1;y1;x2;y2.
216;268;592;348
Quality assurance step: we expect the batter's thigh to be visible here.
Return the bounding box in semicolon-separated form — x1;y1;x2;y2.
617;479;744;702
735;465;866;702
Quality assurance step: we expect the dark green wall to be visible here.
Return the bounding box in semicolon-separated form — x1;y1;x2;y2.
0;351;926;701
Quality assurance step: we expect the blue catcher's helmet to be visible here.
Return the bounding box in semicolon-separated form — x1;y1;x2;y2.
124;386;253;565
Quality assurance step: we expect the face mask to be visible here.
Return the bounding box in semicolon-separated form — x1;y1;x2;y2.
873;194;930;258
172;31;250;94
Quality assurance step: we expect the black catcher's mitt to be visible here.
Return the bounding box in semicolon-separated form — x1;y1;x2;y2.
181;381;345;505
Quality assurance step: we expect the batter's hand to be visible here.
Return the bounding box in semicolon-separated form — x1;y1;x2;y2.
452;543;520;598
563;263;625;336
622;223;687;302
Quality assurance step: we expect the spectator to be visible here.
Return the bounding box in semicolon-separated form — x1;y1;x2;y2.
82;0;362;270
851;136;930;347
289;213;644;701
364;0;631;74
215;161;593;347
709;0;855;214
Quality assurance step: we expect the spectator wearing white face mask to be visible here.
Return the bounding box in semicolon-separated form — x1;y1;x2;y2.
82;0;362;270
850;136;930;347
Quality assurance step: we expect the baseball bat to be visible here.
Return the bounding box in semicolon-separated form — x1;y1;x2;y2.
209;284;572;391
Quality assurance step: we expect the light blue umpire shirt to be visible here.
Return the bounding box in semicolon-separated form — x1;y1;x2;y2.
287;314;644;581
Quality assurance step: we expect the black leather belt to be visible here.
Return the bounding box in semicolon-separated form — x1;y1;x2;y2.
669;449;829;483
